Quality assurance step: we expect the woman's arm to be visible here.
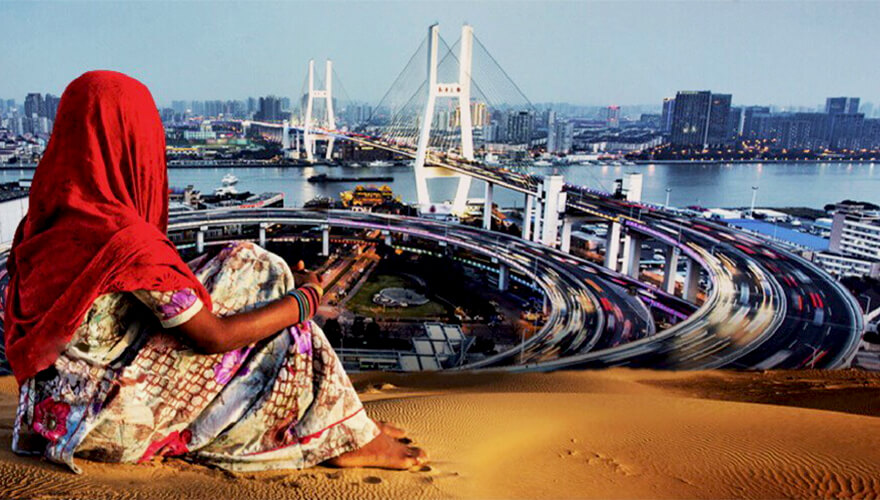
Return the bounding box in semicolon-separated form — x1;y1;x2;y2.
171;262;323;354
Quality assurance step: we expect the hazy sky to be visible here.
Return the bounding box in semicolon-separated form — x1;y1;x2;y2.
2;1;878;108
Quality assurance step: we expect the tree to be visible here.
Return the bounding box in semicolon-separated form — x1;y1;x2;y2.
322;318;342;347
364;321;383;349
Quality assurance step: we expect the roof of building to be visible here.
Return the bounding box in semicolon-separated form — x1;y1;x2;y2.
723;219;830;251
753;208;789;219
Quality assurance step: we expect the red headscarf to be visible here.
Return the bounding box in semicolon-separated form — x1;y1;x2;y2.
4;71;212;384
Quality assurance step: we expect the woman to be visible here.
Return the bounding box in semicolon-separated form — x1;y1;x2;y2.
3;71;426;473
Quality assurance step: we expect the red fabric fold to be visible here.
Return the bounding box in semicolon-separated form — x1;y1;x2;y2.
4;71;212;384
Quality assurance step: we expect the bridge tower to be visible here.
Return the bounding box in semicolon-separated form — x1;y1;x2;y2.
303;59;336;162
413;24;476;215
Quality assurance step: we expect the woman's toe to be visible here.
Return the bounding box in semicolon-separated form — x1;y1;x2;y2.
407;446;428;465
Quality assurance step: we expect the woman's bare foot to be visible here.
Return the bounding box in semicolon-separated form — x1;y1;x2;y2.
325;432;428;470
373;419;407;440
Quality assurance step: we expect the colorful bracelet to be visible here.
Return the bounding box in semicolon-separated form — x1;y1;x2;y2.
287;283;324;322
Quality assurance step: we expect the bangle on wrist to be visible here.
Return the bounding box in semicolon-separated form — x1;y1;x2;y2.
299;282;324;300
286;284;322;322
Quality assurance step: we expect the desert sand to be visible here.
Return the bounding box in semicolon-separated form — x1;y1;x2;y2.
0;369;878;499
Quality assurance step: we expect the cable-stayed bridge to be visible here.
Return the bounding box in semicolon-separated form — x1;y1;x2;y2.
232;24;863;371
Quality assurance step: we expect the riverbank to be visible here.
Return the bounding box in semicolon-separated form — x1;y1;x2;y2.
632;158;880;165
5;157;880;171
0;368;878;499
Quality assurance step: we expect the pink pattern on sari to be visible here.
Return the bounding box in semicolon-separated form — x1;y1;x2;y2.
138;429;192;462
33;397;71;442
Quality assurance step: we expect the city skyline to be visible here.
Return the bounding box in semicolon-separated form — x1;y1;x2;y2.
2;1;879;108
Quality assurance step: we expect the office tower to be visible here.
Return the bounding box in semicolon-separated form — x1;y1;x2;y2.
706;94;732;146
670;91;711;146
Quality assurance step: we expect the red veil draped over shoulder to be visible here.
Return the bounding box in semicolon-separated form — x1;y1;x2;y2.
4;71;212;384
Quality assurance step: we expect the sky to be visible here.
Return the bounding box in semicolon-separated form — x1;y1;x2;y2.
1;1;878;108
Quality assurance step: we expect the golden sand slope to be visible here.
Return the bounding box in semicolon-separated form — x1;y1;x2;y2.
0;369;878;499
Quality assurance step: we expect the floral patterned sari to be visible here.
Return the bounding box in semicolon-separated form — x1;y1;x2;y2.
11;242;379;473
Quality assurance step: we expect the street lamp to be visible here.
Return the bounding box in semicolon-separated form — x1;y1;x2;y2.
749;186;759;218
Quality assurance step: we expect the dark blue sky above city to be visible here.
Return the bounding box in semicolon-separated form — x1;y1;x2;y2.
2;1;877;108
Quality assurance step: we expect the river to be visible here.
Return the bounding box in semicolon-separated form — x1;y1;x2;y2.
2;162;878;209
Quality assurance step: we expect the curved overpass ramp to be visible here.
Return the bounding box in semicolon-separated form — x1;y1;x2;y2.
168;209;657;368
192;123;867;369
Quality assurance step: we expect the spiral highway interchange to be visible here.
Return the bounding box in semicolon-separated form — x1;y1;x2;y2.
166;196;863;371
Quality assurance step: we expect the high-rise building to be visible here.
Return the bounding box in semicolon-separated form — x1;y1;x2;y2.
24;93;43;119
451;102;489;129
766;113;831;150
829;113;865;150
42;94;60;120
669;91;712;147
605;105;620;128
826;97;860;115
861;118;880;149
256;96;283;122
660;98;675;134
471;102;489;128
191;100;205;116
726;106;743;143
742;106;771;139
706;94;732;146
547;120;574;154
505;110;535;144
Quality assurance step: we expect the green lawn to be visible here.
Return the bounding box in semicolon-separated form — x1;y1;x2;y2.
347;273;448;319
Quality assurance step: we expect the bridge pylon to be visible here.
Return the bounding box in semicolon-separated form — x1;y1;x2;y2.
413;24;476;215
303;59;336;162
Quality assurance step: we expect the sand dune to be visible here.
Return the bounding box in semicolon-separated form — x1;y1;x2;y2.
0;369;878;499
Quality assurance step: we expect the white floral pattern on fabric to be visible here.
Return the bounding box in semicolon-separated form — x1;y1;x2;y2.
11;241;379;473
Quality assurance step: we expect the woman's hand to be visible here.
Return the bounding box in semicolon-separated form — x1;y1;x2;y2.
293;260;322;288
